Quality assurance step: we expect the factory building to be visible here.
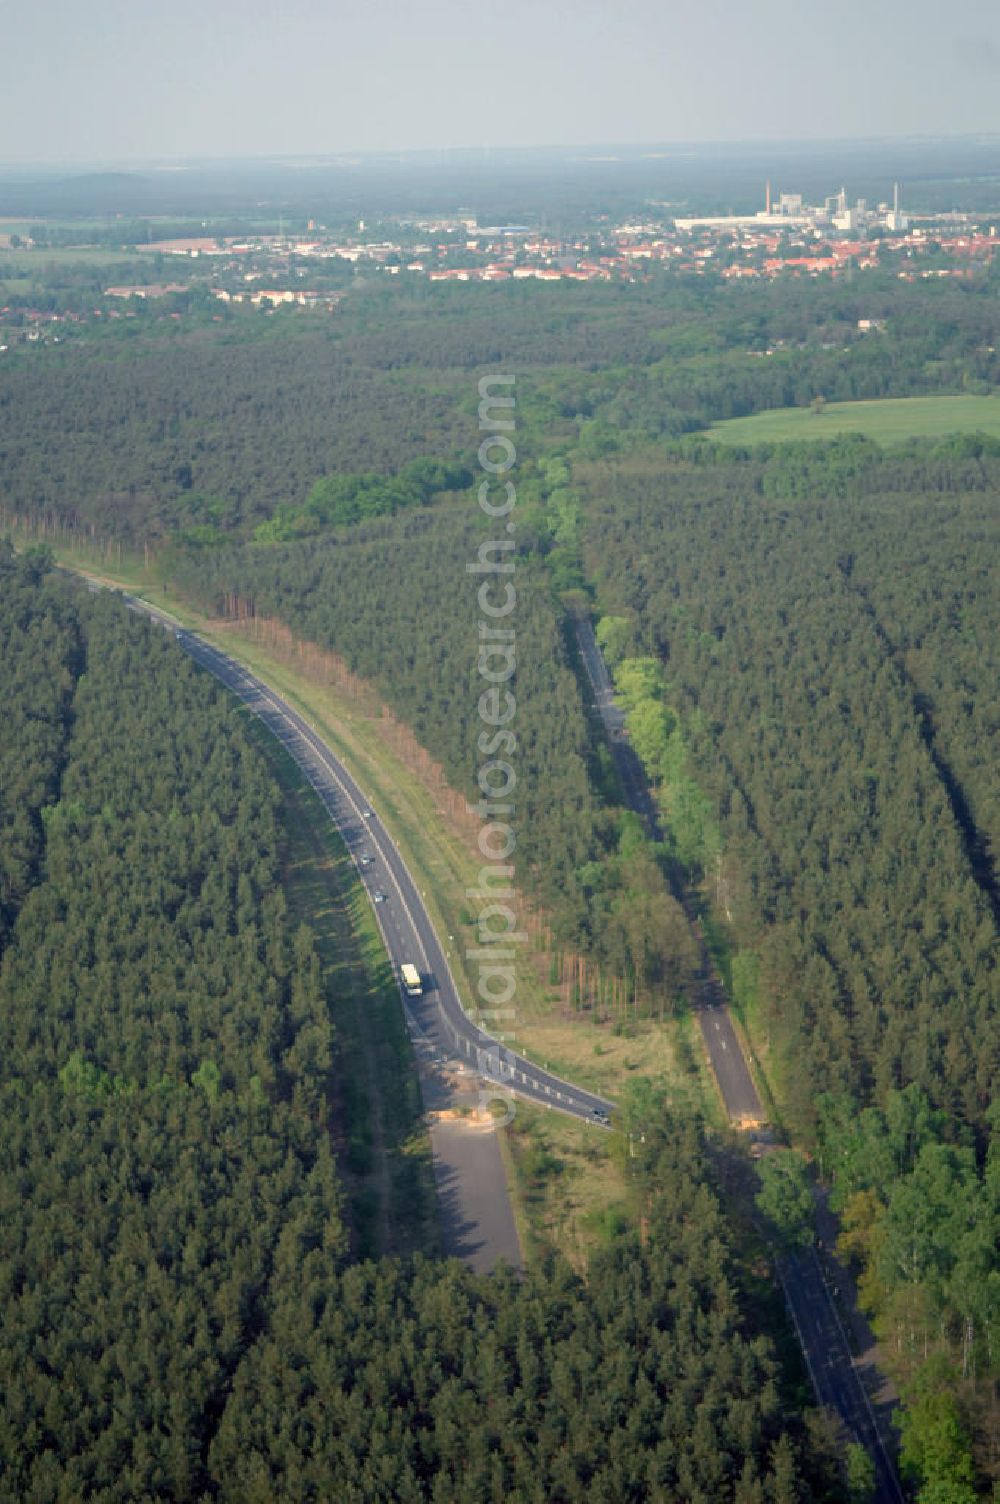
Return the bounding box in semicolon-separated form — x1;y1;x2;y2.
675;182;909;235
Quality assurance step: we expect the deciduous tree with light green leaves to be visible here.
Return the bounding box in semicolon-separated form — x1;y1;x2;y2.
845;1442;876;1503
755;1150;815;1249
899;1358;978;1504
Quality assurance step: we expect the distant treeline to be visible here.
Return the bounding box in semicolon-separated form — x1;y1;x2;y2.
3;274;1000;546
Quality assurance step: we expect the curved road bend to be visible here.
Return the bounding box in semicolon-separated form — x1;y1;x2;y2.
117;594;613;1271
574;617;905;1504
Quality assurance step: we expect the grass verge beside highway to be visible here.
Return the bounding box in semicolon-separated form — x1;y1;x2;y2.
501;1104;632;1269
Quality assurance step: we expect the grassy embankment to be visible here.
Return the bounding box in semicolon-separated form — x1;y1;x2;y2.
710;392;1000;446
48;542;722;1261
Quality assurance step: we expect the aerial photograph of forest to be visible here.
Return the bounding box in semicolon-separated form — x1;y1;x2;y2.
1;3;997;1502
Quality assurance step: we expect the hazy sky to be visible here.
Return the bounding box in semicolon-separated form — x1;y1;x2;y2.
3;0;1000;164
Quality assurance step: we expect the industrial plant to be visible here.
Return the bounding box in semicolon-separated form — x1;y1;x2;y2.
675;182;910;233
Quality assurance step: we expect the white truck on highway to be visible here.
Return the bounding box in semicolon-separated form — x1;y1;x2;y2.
400;963;423;997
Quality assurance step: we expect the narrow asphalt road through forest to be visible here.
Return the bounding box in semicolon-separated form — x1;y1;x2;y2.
574;616;906;1504
111;589;613;1271
574;618;763;1125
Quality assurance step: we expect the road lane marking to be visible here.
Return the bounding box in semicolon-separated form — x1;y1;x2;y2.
174;624;615;1122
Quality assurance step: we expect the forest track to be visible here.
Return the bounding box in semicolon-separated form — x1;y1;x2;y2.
573;615;906;1504
573;617;764;1127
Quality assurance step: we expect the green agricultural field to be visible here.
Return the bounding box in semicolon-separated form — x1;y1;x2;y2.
710;393;1000;446
0;246;153;271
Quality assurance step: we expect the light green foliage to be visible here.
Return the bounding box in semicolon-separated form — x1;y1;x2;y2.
531;453;587;592
878;1143;996;1329
755;1150;814;1249
58;1050;134;1101
815;1092;903;1205
613;655;722;874
594;613;633;667
845;1442;876;1503
818;1088;1000;1490
191;1058;222;1103
917;1483;979;1504
731;950;761;1018
614;655;666;710
576;417;622;459
539;455;571;490
819;1087;1000;1318
899;1360;978;1503
630;695;677;770
616;808;648;860
255;456;471;540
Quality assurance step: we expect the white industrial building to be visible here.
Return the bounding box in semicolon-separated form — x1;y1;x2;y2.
674;182;909;235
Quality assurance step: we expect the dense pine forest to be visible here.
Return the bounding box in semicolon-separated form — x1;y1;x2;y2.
580;449;999;1495
0;549;347;1498
169;432;1000;1494
0;547;81;953
4;273;1000;547
581;448;997;1135
1;551;837;1501
206;1106;822;1504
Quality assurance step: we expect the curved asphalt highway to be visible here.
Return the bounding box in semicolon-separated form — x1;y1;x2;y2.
122;596;613;1128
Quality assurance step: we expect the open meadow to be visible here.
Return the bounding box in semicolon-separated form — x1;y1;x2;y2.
710;391;1000;445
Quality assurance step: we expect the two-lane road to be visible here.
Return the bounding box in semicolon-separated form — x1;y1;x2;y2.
574;615;906;1504
121;598;613;1129
180;631;614;1124
779;1246;906;1504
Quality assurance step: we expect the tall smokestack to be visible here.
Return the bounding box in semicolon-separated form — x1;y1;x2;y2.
766;179;771;214
894;181;899;214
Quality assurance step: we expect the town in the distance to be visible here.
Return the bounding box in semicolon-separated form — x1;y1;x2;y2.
3;173;999;348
